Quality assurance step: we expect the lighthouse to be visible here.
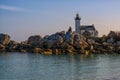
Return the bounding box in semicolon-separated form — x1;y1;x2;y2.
75;13;81;34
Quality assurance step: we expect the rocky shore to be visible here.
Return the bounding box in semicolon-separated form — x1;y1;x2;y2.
0;27;120;54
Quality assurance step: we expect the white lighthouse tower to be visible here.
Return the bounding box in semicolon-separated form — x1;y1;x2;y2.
75;13;81;34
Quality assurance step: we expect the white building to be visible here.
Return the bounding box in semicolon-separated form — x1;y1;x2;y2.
75;13;98;38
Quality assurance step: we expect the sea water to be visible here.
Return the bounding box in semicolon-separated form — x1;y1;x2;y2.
0;52;120;80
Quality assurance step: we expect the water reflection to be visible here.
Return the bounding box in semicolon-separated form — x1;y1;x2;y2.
66;53;120;80
0;52;120;80
0;52;8;59
65;53;94;79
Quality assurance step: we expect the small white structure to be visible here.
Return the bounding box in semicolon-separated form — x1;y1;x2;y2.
75;13;98;37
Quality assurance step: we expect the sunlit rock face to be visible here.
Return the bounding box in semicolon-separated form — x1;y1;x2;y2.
64;27;88;49
73;32;88;49
40;31;65;49
0;33;10;45
37;27;88;54
0;44;5;51
0;33;10;52
39;27;88;51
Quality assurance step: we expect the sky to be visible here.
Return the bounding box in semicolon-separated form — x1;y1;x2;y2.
0;0;120;42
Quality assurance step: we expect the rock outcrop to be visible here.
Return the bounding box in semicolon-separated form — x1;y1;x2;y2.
0;33;10;52
38;27;87;54
0;33;10;45
7;40;19;51
28;35;42;47
1;29;120;54
0;44;5;52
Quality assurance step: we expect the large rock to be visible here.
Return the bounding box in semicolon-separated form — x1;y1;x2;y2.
39;27;88;54
28;35;42;46
65;27;73;44
34;48;42;53
73;32;88;48
64;27;88;49
19;41;31;52
0;33;10;45
0;44;5;52
40;31;64;49
61;42;75;53
42;49;52;55
7;40;19;51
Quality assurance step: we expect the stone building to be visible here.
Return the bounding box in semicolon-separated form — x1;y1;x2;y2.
75;13;98;38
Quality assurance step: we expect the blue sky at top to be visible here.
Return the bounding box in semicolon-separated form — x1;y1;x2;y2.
0;0;120;41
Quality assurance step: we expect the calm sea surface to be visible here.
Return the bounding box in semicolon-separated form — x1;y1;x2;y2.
0;52;120;80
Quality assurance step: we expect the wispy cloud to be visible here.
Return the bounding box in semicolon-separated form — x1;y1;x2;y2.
0;5;25;12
